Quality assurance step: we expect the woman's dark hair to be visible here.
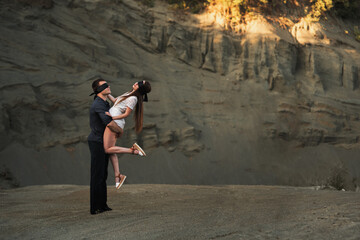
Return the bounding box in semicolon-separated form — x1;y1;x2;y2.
118;81;151;133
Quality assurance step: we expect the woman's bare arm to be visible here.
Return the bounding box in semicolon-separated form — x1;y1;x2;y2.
106;107;132;120
108;94;117;104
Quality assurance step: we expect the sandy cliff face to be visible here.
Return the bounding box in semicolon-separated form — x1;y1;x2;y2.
0;0;359;188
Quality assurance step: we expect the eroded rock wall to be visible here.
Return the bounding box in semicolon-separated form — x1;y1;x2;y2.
0;0;359;188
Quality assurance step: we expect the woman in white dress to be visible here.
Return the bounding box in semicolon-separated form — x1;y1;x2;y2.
104;80;151;189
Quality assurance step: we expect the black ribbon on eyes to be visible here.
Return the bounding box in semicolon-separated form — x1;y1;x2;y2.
137;81;148;102
89;83;109;98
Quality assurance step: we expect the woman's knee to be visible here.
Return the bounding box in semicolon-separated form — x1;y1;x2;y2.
104;145;115;154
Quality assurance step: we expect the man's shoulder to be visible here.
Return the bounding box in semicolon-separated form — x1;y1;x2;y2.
90;98;99;109
91;97;110;111
92;97;108;106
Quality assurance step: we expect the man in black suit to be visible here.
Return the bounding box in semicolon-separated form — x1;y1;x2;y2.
88;78;113;215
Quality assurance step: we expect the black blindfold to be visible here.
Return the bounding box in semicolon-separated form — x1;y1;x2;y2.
89;83;109;99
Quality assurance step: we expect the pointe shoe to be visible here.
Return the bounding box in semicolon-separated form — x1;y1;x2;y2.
132;143;146;156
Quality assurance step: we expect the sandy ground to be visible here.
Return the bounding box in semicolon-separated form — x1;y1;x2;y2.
0;184;359;240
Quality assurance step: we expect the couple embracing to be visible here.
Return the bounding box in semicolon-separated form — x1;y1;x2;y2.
87;78;151;215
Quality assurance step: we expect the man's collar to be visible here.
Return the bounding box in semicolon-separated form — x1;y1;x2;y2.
95;95;107;101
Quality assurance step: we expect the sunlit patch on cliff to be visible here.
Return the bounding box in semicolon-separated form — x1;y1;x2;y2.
196;1;276;35
194;0;351;46
290;18;330;45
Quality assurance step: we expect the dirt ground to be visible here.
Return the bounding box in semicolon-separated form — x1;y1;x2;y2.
0;184;359;239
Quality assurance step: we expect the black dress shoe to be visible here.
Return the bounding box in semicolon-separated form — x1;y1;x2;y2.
103;206;112;211
91;209;105;215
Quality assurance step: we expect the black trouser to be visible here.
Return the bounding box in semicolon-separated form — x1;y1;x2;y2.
88;141;109;213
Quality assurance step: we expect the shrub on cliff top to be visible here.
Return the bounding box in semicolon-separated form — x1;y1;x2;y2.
139;0;156;7
305;0;333;21
166;0;209;13
355;26;360;42
160;0;359;20
331;0;360;19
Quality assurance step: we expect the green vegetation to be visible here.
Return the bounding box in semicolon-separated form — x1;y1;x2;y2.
306;0;333;21
207;0;250;29
136;0;156;7
166;0;209;13
326;163;349;190
331;0;360;19
138;0;360;40
355;26;360;42
159;0;359;19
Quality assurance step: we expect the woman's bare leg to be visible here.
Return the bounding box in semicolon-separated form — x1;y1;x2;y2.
109;153;120;183
103;127;138;185
103;127;139;155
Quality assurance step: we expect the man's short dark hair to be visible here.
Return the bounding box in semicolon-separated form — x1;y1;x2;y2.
92;78;105;92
